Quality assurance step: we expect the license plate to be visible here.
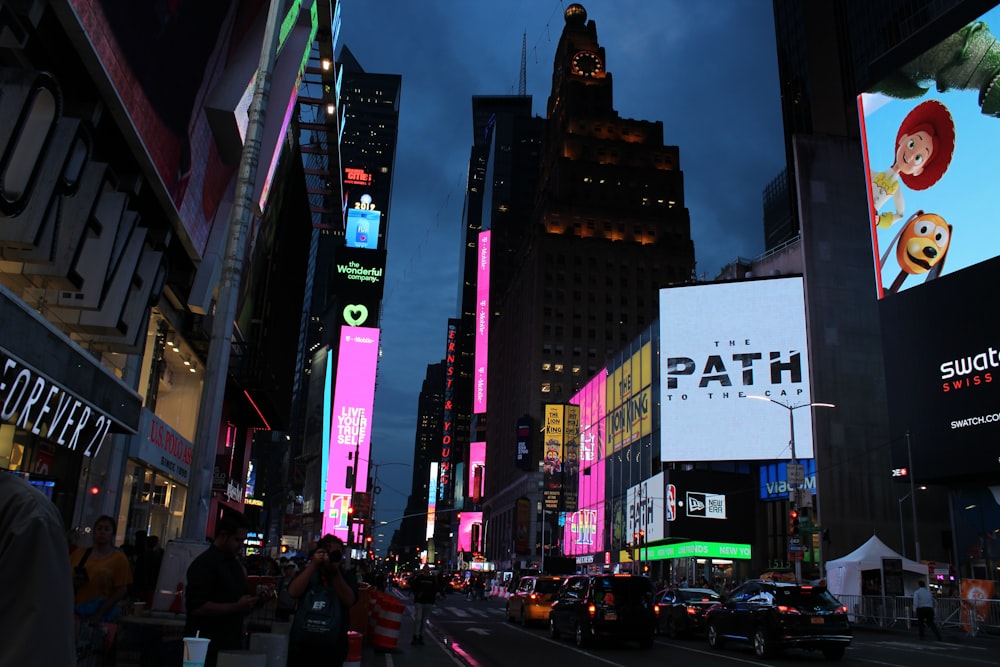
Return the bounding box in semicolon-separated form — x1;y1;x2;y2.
811;617;825;625
605;611;617;621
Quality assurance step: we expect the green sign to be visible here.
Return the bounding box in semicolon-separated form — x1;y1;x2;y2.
644;541;752;561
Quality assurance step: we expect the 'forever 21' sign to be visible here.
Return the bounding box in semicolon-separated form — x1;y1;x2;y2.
0;350;113;458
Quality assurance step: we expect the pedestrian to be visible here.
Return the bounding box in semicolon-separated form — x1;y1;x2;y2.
275;563;298;621
0;472;76;666
184;512;263;667
410;565;438;644
913;579;942;640
287;535;358;666
70;515;133;624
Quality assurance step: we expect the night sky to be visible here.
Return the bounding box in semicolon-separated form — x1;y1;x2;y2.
338;0;786;553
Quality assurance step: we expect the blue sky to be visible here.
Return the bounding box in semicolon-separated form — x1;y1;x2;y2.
338;0;785;553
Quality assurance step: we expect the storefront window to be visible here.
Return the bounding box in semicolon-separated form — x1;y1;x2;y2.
120;463;188;548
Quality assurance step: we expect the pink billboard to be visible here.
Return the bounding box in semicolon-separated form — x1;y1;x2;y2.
564;371;607;555
457;511;484;553
322;326;380;538
474;231;491;413
469;441;486;503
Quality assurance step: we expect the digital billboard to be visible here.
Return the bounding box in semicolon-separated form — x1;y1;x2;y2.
543;403;565;510
627;472;665;542
858;6;1000;299
322;326;380;538
659;278;813;462
469;441;486;503
564;373;607;556
427;462;438;541
457;511;483;553
861;7;1000;483
606;344;652;454
439;323;458;503
880;257;1000;482
474;231;491;413
332;247;387;300
345;208;381;250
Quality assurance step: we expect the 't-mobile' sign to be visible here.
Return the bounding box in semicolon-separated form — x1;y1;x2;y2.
474;231;490;413
322;326;380;538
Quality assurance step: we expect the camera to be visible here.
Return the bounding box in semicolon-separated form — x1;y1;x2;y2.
329;550;343;563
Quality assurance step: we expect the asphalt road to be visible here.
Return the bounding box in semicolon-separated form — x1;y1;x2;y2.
365;590;998;667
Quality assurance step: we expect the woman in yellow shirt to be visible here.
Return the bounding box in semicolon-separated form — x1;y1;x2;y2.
69;515;133;624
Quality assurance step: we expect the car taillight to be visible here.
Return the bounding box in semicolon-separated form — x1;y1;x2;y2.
654;605;660;616
836;605;848;614
529;593;537;600
587;603;596;619
776;605;801;615
686;606;698;615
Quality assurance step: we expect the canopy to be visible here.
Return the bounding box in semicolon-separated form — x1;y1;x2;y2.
825;535;929;599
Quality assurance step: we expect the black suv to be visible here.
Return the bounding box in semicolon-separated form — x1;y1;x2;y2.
705;580;851;660
549;574;657;648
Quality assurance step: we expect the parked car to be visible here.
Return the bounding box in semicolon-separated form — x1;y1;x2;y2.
705;580;852;660
506;575;562;626
655;587;722;638
548;574;657;648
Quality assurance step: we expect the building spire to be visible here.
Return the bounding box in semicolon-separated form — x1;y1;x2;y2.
519;31;527;96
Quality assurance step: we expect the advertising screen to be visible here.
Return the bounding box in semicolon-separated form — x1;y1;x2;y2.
880;257;1000;482
858;5;1000;298
469;441;486;503
564;374;607;555
659;278;813;462
606;344;652;454
345;208;382;250
627;472;665;542
332;247;387;301
426;462;438;541
322;326;380;538
474;231;490;413
543;404;565;510
457;512;483;553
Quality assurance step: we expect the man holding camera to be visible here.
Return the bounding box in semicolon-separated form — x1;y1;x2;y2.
287;534;358;665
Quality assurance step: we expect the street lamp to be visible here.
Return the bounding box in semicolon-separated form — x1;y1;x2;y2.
748;395;835;583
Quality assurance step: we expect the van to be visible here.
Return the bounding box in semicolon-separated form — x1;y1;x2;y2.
548;574;657;648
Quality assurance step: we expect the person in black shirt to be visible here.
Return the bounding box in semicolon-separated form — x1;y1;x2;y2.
184;513;261;667
409;565;439;644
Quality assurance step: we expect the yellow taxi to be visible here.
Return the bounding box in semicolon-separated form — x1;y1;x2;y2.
506;575;563;626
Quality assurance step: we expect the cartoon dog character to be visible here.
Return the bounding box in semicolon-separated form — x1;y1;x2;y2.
879;210;952;294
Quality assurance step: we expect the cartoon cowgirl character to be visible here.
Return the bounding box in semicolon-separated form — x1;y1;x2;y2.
871;100;955;229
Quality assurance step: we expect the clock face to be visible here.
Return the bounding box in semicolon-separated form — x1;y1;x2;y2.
571;50;603;78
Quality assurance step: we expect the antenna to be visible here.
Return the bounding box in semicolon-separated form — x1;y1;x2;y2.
519;31;527;96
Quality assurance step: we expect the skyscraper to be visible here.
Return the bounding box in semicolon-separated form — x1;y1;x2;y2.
482;4;696;568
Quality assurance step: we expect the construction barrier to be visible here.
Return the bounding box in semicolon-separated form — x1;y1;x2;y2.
351;584;371;636
345;631;363;667
370;594;403;652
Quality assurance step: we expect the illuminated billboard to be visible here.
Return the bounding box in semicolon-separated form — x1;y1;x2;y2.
474;231;491;413
345;208;381;250
457;511;483;553
858;5;1000;299
322;326;380;538
426;462;438;541
606;343;652;454
881;257;1000;482
565;374;606;555
469;441;486;503
627;472;665;542
332;247;387;300
543;404;578;511
659;278;813;462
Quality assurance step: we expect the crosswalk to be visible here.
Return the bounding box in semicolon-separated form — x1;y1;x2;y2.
432;605;507;619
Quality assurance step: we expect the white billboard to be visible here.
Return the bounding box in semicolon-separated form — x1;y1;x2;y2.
659;278;814;461
627;472;665;542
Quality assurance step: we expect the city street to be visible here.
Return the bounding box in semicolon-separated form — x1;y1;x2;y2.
366;590;998;667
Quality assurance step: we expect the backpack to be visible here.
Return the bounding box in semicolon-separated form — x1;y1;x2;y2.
291;574;342;646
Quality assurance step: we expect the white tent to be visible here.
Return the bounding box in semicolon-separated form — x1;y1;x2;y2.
825;535;929;599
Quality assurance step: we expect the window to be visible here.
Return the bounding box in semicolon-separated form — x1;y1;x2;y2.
541;382;552;393
541;362;552;372
554;364;564;373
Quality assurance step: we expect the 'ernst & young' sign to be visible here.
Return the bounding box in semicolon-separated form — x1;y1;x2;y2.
0;350;113;457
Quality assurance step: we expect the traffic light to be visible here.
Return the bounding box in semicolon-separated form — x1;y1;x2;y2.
638;529;645;544
789;509;800;536
280;544;289;554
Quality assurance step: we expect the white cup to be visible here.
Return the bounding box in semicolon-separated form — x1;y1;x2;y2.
183;637;211;667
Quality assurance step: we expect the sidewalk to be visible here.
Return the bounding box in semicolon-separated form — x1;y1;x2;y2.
361;594;463;667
